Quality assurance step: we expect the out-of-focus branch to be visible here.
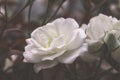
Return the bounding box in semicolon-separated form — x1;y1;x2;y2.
45;0;66;24
93;48;104;76
62;64;78;80
41;0;55;25
8;0;32;23
0;0;8;39
28;0;34;23
0;0;34;37
39;70;43;80
90;0;107;13
0;0;32;40
103;44;120;72
83;67;113;80
4;0;8;24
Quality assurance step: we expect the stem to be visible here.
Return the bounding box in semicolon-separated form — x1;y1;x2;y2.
8;0;31;23
93;54;103;76
90;0;107;13
0;0;8;39
103;44;120;72
28;0;34;23
41;0;54;25
96;67;113;80
51;65;61;80
39;70;43;80
0;0;31;39
83;67;113;80
4;0;8;24
61;64;78;80
45;0;66;23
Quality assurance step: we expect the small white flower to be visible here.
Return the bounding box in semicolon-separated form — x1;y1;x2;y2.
23;18;87;73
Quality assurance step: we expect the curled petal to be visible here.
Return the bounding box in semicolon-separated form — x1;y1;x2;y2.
41;50;66;61
86;14;113;40
67;29;86;50
58;43;87;64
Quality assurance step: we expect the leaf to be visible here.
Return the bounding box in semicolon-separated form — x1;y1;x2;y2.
104;31;119;51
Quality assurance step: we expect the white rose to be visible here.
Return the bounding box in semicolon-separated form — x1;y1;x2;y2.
104;22;120;63
23;18;87;73
81;14;119;62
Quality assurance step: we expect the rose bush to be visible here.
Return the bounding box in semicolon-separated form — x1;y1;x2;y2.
23;18;87;73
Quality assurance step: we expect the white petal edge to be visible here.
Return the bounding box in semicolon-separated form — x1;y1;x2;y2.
58;18;79;35
58;43;88;64
67;28;86;50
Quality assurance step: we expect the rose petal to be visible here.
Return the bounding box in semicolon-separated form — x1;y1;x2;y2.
41;50;66;61
24;45;42;63
31;27;51;48
52;17;65;27
42;23;58;38
58;43;87;64
23;51;42;63
67;29;86;50
26;38;42;48
50;35;65;48
86;14;113;40
58;18;79;36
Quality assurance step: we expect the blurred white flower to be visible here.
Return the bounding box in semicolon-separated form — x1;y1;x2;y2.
3;55;18;73
0;7;5;17
23;18;87;73
81;14;120;62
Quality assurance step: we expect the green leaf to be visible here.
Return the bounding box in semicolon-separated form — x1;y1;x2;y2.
104;31;119;51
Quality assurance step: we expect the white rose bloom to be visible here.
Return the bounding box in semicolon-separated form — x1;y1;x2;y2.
23;18;87;73
81;14;120;62
104;22;120;63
